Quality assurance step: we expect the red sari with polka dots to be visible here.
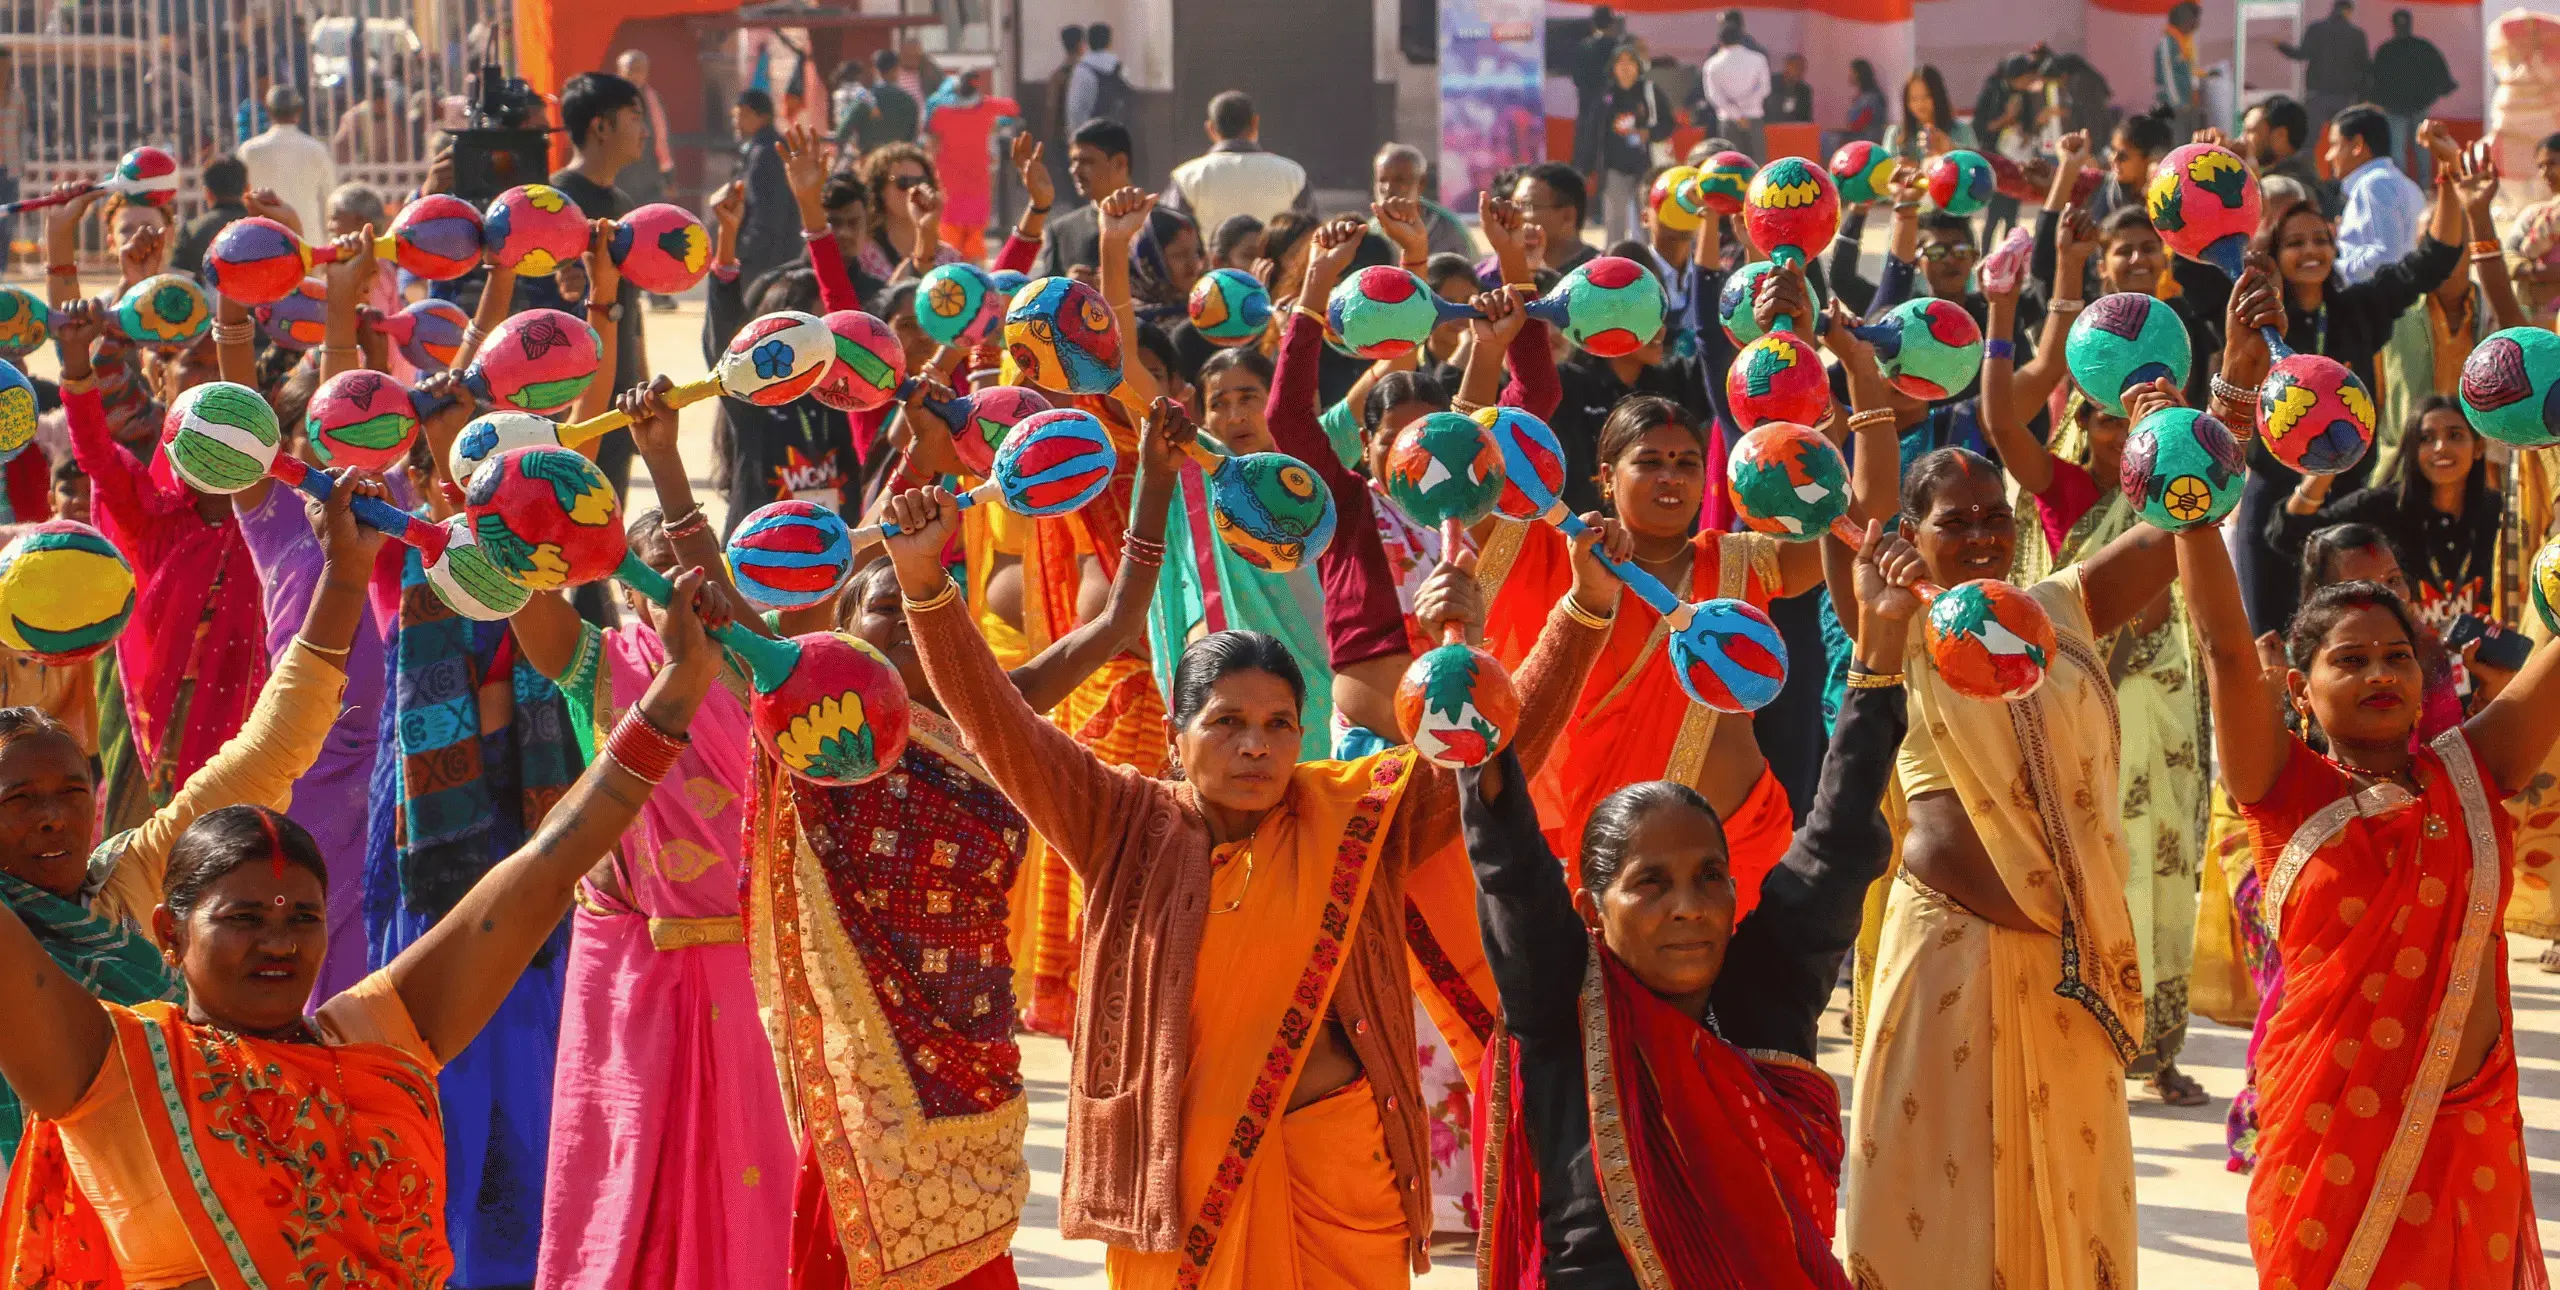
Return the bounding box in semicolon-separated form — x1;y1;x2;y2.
2237;730;2546;1290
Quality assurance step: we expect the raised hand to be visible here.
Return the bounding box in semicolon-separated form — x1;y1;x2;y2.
780;122;827;205
2454;140;2501;215
323;224;379;304
1468;286;1527;349
619;376;683;460
2122;376;2186;424
2053;202;2099;274
905;182;945;239
306;467;394;570
2220;252;2283;389
1139;394;1198;475
2054;129;2090;167
879;486;962;593
1414;549;1486;645
1012;134;1054;212
583;217;621;310
708;180;747;234
242;188;300;233
1853;519;1926;623
1752;258;1812;332
1374;195;1429;263
1098;186;1155;242
1565;512;1632;619
1478;191;1525;262
2416;119;2461;172
656;566;728;685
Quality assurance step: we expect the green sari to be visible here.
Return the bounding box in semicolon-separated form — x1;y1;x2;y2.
1147;467;1336;759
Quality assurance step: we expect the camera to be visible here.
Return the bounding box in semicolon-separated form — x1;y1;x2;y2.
445;33;552;205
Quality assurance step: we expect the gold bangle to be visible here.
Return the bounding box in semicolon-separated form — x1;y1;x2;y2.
1844;668;1904;690
295;636;353;659
902;579;960;615
1293;302;1328;328
1847;408;1898;434
1448;396;1486;416
1561;594;1615;630
59;374;96;395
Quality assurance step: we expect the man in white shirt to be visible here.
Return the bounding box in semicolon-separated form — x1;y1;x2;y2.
237;85;335;238
2324;104;2427;285
1702;13;1771;160
1163;91;1313;238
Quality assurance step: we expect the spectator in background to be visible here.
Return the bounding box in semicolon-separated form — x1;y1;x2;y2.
1883;65;1968;156
1571;6;1624;182
1703;15;1771;160
1032;117;1133;278
1165;91;1314;238
1044;25;1086;207
2154;1;2202;134
2278;0;2371;129
844;48;920;154
893;36;943;106
170;156;248;276
921;69;1021;261
2244;95;2331;213
1593;47;1674;241
2045;53;2115;141
1210;213;1264;270
331;77;402;165
612;51;674;210
235;70;271;144
2327;103;2428;284
521;72;649;510
1478;161;1596;287
855;142;962;281
732;88;801;290
1839;58;1887;148
2369;10;2457;182
325;183;401;334
1064;23;1129;139
1767;53;1813;124
1372;143;1473;257
237;84;334;239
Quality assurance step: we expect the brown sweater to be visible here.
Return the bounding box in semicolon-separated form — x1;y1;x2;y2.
910;587;1606;1262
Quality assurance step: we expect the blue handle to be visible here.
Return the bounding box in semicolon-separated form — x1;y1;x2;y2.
278;463;444;552
873;488;985;540
1545;508;1684;620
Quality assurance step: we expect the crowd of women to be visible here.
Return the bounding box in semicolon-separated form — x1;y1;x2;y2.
0;53;2547;1290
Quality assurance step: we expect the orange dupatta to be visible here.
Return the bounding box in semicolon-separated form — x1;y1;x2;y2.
1;1001;449;1289
2241;731;2546;1289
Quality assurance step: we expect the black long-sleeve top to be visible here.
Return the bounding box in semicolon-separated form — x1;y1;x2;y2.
2261;482;2503;616
1459;680;1908;1289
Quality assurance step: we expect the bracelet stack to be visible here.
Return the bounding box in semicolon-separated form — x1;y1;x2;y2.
1847;408;1898;435
661;505;709;541
606;709;690;784
1120;533;1165;568
903;579;960;615
211;319;256;346
1561;595;1615;630
1844;668;1905;690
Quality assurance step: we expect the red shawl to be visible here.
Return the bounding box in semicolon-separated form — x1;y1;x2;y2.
1473;945;1850;1290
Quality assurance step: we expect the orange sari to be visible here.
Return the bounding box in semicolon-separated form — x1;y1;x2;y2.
1;1000;449;1289
1477;521;1789;895
2238;731;2546;1289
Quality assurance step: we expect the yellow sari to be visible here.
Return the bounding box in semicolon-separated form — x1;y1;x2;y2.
1843;566;2144;1290
1106;750;1418;1290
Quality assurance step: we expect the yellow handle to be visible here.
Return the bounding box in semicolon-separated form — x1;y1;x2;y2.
371;231;397;259
557;375;723;446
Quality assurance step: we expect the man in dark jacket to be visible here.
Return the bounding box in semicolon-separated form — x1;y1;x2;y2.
732;89;801;291
2244;94;2336;214
171;156;248;275
2277;0;2371;130
1030;117;1133;279
2369;9;2457;181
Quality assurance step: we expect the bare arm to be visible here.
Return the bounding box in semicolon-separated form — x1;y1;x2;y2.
0;901;112;1118
2453;142;2527;332
319;226;375;381
568;220;621;430
1095;186;1160;411
2181;521;2288;803
457;262;516;372
1978;290;2058;495
390;568;723;1061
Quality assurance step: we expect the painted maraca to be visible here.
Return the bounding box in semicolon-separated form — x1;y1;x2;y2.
1725;330;1829;429
2065;293;2193;417
483;184;591;277
811;310;907;413
917;261;1004;348
1649;165;1706;231
1741;156;1840;330
1485;408;1788;712
1723;420;2056;701
1188;267;1272;346
727;500;857;609
1828;140;1897;206
306;370;421;471
1005;276;1123;394
1694;151;1757;216
1851;296;1983;400
1926;150;1996;216
410;307;603;418
256;279;329;350
364;298;472;373
1384;412;1520;768
448;411;562;485
852;407;1118;543
1717;260;1778;348
2458;326;2560;448
0;519;135;664
1477;407;1568;522
2531;533;2560;635
1326;256;1665;361
114;274;211;349
1183;437;1337;574
0;147;177;215
2120;406;2245;531
380;193;487;280
161;382;453;557
2145;142;2374;474
606;202;713;294
0;287;50;359
208;214;483;307
906;384;1053;477
0;361;38;465
424;515;535;621
554;310;833;445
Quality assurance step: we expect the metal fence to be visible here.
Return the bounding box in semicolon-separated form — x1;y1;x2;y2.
0;0;512;265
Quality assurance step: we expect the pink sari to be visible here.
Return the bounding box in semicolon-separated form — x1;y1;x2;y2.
536;626;795;1288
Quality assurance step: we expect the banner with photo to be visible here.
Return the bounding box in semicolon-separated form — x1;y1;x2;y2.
1442;0;1551;210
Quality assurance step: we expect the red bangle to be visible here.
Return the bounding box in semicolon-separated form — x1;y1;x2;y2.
605;709;688;784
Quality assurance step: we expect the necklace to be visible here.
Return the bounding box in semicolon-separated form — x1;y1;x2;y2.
1208;839;1256;915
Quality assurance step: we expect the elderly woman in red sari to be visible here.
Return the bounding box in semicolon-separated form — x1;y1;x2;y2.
1467;522;1921;1287
0;541;731;1286
2182;422;2558;1281
879;476;1614;1288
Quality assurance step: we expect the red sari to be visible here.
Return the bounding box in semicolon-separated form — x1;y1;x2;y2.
2238;731;2547;1290
1472;947;1849;1290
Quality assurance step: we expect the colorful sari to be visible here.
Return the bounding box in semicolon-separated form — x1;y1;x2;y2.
363;547;580;1288
1474;949;1849;1290
0;996;449;1289
1103;750;1419;1290
2237;732;2547;1289
1477;520;1790;898
536;623;792;1288
0;872;178;1167
1145;462;1336;759
1844;566;2143;1290
743;709;1034;1290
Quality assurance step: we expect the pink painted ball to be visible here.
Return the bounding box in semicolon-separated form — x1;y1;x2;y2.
482;184;590;277
608;202;712;294
810;310;906;413
753;631;911;786
1724;331;1829;428
476;308;601;416
462;446;627;590
306;370;420;471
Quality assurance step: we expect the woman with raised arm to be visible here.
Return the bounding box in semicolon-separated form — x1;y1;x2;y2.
883;465;1612;1288
0;492;722;1288
2181;391;2557;1286
743;394;1181;1290
1468;521;1919;1287
1838;316;2182;1288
